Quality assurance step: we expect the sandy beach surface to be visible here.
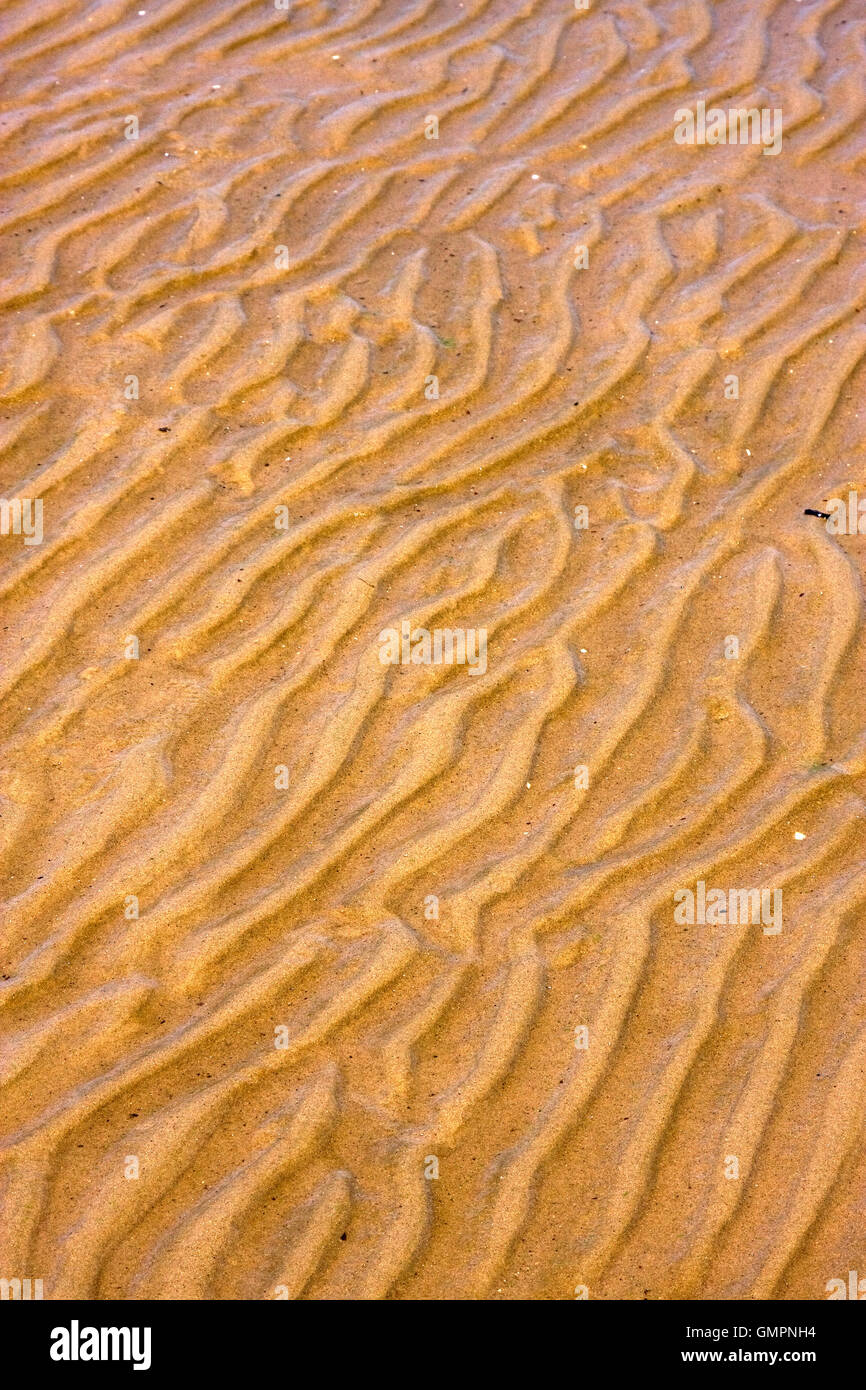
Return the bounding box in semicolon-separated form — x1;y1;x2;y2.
1;0;865;1301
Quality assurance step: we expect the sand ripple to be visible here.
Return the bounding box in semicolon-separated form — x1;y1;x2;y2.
1;0;865;1300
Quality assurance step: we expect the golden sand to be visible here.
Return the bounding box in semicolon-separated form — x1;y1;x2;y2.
0;0;865;1301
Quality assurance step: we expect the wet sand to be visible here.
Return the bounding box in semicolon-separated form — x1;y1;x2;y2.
1;0;865;1300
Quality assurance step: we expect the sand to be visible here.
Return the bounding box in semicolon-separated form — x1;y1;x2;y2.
0;0;865;1301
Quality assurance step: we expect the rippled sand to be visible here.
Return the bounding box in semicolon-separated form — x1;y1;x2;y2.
1;0;865;1301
